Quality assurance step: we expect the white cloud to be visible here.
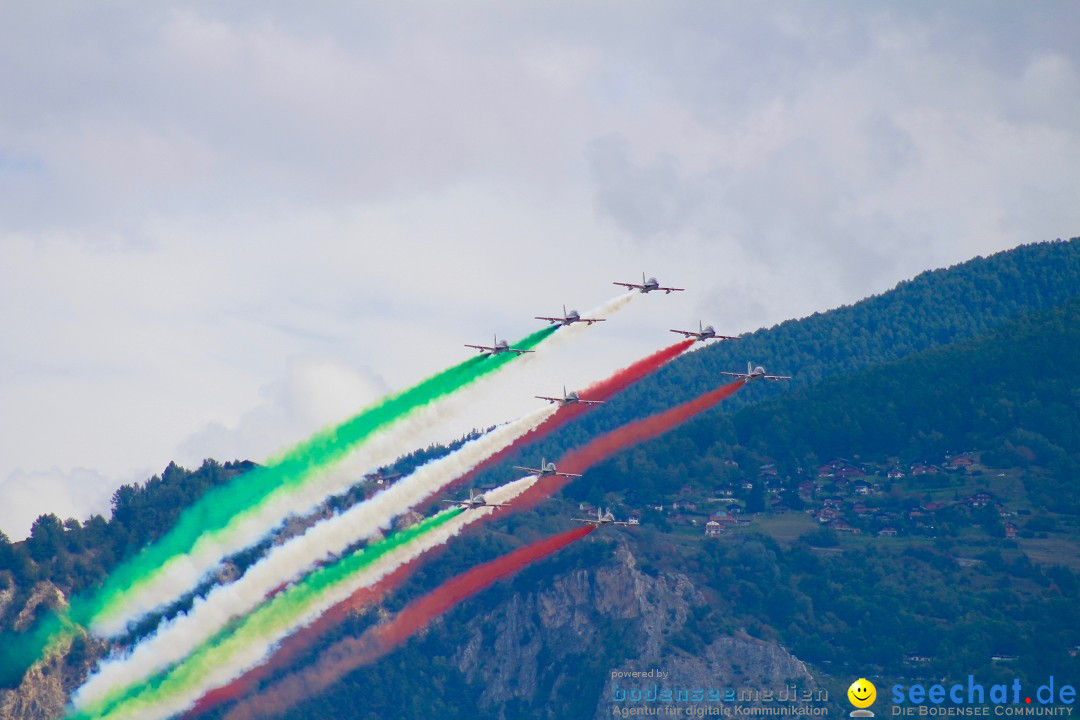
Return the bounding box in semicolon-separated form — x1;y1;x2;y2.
1;2;1078;538
176;355;387;468
0;467;121;541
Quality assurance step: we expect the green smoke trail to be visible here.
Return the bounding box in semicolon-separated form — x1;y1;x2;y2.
71;507;464;720
0;326;556;686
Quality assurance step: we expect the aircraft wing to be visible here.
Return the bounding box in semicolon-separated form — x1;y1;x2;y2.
613;281;643;290
669;329;696;338
512;465;540;475
580;399;604;405
535;395;562;404
557;471;583;478
580;318;606;324
720;371;751;379
659;286;685;293
763;374;792;381
509;348;535;355
715;335;740;340
464;344;494;353
534;316;563;324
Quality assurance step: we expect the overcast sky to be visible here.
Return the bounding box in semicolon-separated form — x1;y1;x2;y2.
2;2;1078;539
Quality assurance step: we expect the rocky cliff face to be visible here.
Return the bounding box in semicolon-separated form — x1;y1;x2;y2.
0;543;818;720
0;582;105;720
452;541;817;720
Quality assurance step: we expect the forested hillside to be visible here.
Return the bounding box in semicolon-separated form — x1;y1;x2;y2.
234;243;1080;719
0;462;253;633
514;239;1080;465
1;239;1078;719
573;294;1080;511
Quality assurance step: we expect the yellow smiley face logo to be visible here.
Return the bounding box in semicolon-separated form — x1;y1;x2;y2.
848;678;876;708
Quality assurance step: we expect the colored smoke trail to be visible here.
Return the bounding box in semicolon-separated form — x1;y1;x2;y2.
71;406;555;714
224;526;594;720
538;292;636;351
187;342;694;716
196;361;733;717
90;327;557;636
2;327;562;683
445;338;695;494
513;379;746;509
72;477;537;720
186;553;424;717
68;509;461;720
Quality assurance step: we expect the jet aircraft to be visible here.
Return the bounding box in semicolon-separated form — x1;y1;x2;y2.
535;305;605;326
442;488;508;510
613;272;684;294
465;334;535;356
535;386;604;407
721;361;792;382
363;469;402;485
512;458;582;479
670;321;739;343
575;507;632;526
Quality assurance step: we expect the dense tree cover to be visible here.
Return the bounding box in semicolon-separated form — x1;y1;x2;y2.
197;525;1080;719
671;533;1080;687
733;296;1079;465
592;295;1080;512
0;459;253;630
3;240;1079;712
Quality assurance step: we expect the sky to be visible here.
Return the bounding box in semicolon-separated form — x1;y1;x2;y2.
1;2;1078;539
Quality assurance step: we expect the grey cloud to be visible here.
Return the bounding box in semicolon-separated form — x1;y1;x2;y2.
1;2;1078;536
587;135;703;239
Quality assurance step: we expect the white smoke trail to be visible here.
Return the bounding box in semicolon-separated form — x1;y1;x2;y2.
541;292;636;351
88;476;536;720
91;357;555;636
73;406;553;713
91;296;632;636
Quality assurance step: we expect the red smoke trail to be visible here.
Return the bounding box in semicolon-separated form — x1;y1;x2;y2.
223;526;594;720
190;346;694;717
197;359;733;717
444;339;694;493
186;550;439;717
510;378;745;510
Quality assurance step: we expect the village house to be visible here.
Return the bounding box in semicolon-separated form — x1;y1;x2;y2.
946;453;976;469
816;508;838;523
